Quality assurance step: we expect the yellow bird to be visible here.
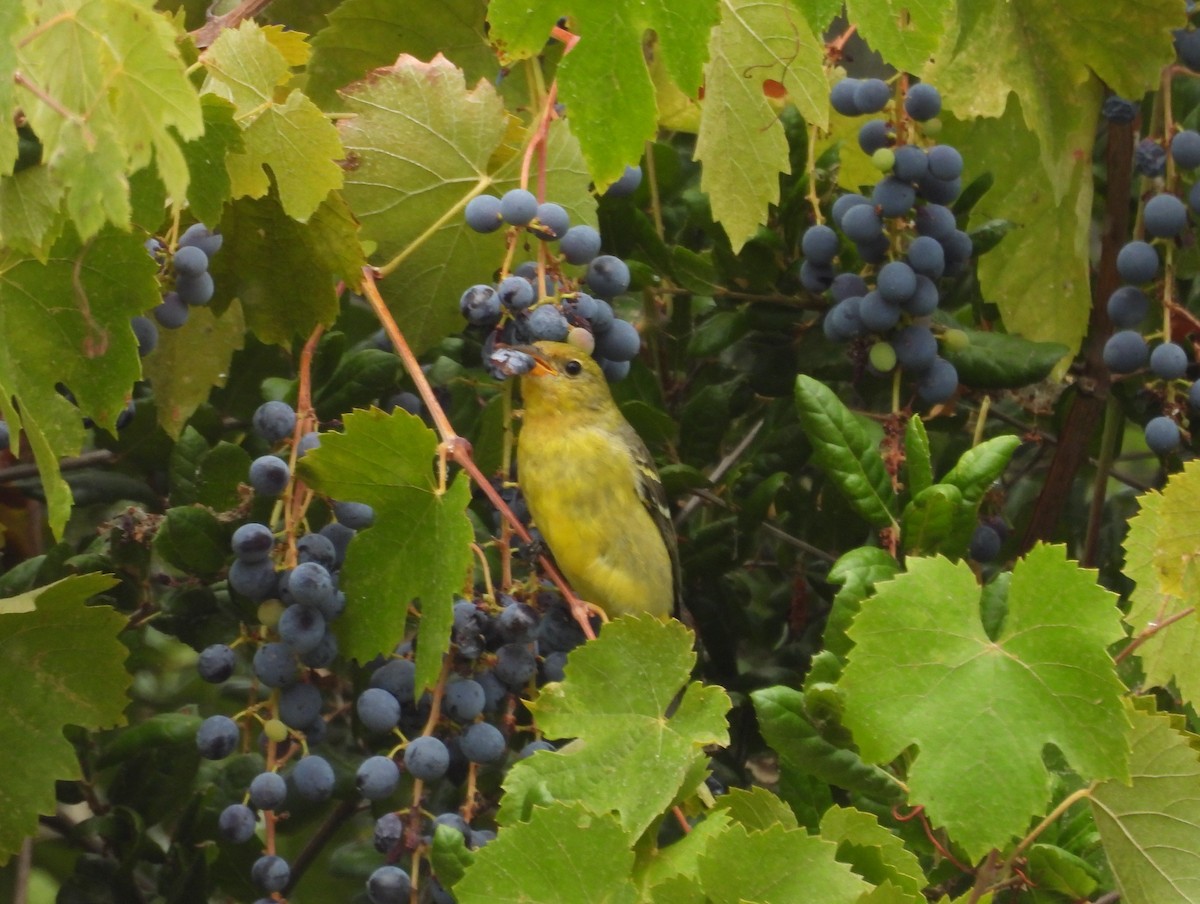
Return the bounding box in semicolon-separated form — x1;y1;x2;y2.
515;341;679;619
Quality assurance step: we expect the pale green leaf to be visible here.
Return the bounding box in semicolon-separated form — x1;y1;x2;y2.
824;546;900;659
297;408;474;692
712;786;799;831
1123;461;1200;703
488;0;718;187
338;54;595;357
0;3;27;177
1090;700;1200;904
0;166;65;259
456;803;638;904
0;573;127;865
839;545;1130;859
900;483;962;558
846;0;953;73
696;0;828;251
820;806;926;900
638;808;731;891
904;414;932;497
500;617;730;837
142;300;246;440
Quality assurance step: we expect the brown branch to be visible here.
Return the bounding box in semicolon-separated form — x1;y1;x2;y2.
191;0;277;48
282;798;363;895
1115;605;1196;664
0;449;117;483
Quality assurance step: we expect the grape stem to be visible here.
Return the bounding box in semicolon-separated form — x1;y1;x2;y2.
1115;604;1196;664
284;322;327;569
191;0;277;47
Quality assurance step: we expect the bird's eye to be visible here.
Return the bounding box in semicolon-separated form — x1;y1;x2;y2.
565;359;583;376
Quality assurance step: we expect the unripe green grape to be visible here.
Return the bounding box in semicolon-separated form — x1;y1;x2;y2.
258;599;286;629
942;328;969;351
869;341;897;372
921;118;943;137
871;148;895;172
263;718;289;742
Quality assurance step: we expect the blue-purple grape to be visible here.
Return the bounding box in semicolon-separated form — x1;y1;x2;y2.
198;644;236;683
249;771;288;810
1135;139;1167;177
1116;241;1159;284
1106;286;1149;328
218;804;256;843
460;285;501;325
830;272;868;301
915;204;955;240
371;659;416;703
926;145;963;181
252;401;296;444
196;715;239;759
253;642;298;688
871;176;916;217
969;524;1002;562
279;681;323;729
859;291;901;332
830;78;862;116
499;189;538;225
892;145;929;181
154;292;189;329
1172;130;1200;169
296;532;337;568
533;202;569;240
176;271;214;305
1102;329;1149;373
291;755;334;801
916;357;958;404
404;735;450;781
460;721;507;764
131;316;158;356
1145;415;1181;454
799;260;835;292
594;317;641;361
605;165;643;198
832;193;869;229
526;305;570;341
230;558;277;601
1144;193;1187;239
858;120;894;154
840;204;883;243
232;522;274;562
902;274;940;316
1150;341;1189;379
877;261;917;303
893;325;938;372
367;865;412;904
853;78;891;114
332;500;374;529
904;84;942;121
357;687;401;733
173;245;209;277
251;855;290;893
443;679;486;722
801;224;839;265
1102;96;1138;124
907;235;946;279
560;225;602;264
465;195;503;233
356;755;400;800
278;605;326;655
585;255;631;298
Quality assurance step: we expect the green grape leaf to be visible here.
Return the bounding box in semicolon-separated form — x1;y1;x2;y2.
794;375;895;528
695;0;827;251
0;573;128;865
846;0;952;73
456;803;637;903
212;190;363;345
752;685;907;805
824;546;900;659
0;227;159;537
1123;461;1200;702
500;616;730;837
488;0;717;189
202;22;343;222
143;300;247;440
297;408;473;693
697;821;872;903
180;96;244;229
819;805;926;901
154;506;229;578
338;54;596;358
713;786;799;831
792;0;844;36
901;483;962;558
1024;844;1099;899
0;166;65;259
431;823;474;888
13;0;203;243
940;326;1069;388
194;442;253;511
639;808;731;892
904;414;932;497
839;545;1130;859
1090;700;1200;904
0;3;25;178
926;0;1180;196
307;0;496;109
939;96;1097;354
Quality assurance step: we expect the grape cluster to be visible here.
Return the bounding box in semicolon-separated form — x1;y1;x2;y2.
133;223;223;356
813;79;971;406
460;186;642;381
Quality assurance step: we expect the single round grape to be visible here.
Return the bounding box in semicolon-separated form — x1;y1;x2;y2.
853;78;891;114
1144;193;1188;239
877;261;917;303
1102;329;1149;373
404;735;450;781
253;642;299;688
443;679;486;722
941;230;974;264
585;255;631;298
1150;341;1189;379
434;812;471;840
460;721;507;765
541;650;568;682
594;317;641;361
196;715;239;759
498;275;536;311
173;245;209;277
257;599;285;630
296;532;337;569
1145;415;1182;454
916;357;958;405
560;224;602;264
329;500;373;530
872;176;916;217
1190;379;1200;411
799;259;835;292
176;270;214;305
131;316;158;357
605;165;643;198
527;305;570;341
918;173;961;205
371;659;416;703
218;803;256;843
1106;286;1149;328
920;117;943;136
801;224;839;265
926;145;964;181
460;284;501;325
356;755;400;800
232;522;274;563
495;642;538;689
153;291;189;329
230;558;277;601
198;644;236;683
1136;138;1167;177
857;119;894;154
288;561;334;609
871;147;895;172
533;202;570;240
829;78;862;116
367;865;413;904
892;144;929;181
302;631;339;669
251;855;290;893
375;812;404;853
840;204;883;243
942;328;970;351
252;401;297;444
859;291;901;332
906;236;946;280
249;771;288;810
499;188;538;225
868;341;897;372
902;274;940;316
969;524;1002;562
1176;27;1200;69
249;455;290;496
263;718;289;742
179;223;222;257
893;325;938;373
519;739;557;760
824;297;864;342
278;605;326;655
588;298;616;333
464;195;503;233
291;755;335;801
832;193;869;229
829;272;868;301
915;204;955;240
904;83;942;121
1172;130;1200;169
498;602;539;643
357;687;402;733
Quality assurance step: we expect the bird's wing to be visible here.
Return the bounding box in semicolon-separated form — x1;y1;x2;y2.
619;420;683;615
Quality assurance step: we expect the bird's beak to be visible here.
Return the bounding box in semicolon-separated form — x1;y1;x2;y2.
512;345;556;377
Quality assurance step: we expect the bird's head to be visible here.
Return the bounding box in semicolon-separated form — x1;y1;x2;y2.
516;341;614;414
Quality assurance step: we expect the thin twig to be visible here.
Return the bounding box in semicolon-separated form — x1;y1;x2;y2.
192;0;277;47
1115;605;1196;663
283;798;363;895
675;419;764;525
0;449;116;483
